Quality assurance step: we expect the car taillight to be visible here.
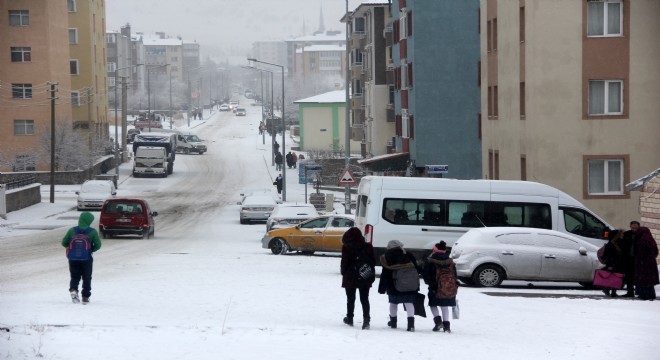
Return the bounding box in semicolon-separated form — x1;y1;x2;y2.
143;223;149;228
364;224;373;244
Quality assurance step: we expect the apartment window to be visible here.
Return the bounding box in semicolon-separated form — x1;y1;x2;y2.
107;62;117;73
489;150;500;180
520;82;526;118
407;11;413;36
12;83;32;99
588;158;623;195
67;0;77;12
14;155;36;171
487;86;493;117
11;47;31;62
401;62;408;89
389;85;395;104
400;11;408;39
70;60;79;75
407;63;413;88
9;10;29;26
354;17;365;33
106;33;116;43
493;18;498;51
588;80;622;115
487;20;492;51
353;79;362;95
71;91;81;107
493;85;499;117
14;120;34;135
587;0;622;36
520;7;525;42
401;109;409;138
171;56;178;62
352;49;363;65
69;28;78;44
521;155;527;181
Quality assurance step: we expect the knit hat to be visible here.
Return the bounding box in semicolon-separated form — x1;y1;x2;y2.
342;227;364;244
433;241;447;253
387;240;406;254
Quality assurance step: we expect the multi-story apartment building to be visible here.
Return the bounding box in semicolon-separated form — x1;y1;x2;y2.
0;1;73;171
182;42;200;84
68;0;108;145
251;41;287;71
297;44;346;80
143;35;183;112
286;31;345;77
106;30;131;110
480;0;660;228
386;0;481;178
345;2;393;158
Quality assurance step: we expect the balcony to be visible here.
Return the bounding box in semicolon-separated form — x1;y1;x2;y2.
386;105;395;122
351;33;364;48
351;124;364;142
386;67;394;85
351;63;363;78
351;95;363;110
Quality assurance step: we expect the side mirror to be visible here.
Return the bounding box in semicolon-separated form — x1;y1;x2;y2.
111;191;117;196
578;247;588;256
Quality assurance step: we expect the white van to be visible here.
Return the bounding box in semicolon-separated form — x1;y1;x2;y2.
354;176;612;263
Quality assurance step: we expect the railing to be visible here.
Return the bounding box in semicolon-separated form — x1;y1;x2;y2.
5;175;37;190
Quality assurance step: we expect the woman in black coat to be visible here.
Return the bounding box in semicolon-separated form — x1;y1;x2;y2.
633;227;659;300
602;230;626;297
340;227;375;330
423;241;458;332
378;240;419;331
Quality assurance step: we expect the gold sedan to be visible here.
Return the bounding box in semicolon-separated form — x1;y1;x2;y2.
261;215;355;255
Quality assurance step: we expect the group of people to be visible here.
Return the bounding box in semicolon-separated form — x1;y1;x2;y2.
341;228;458;332
272;140;303;172
600;221;659;300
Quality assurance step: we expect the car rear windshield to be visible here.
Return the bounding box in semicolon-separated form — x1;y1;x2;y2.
105;202;144;214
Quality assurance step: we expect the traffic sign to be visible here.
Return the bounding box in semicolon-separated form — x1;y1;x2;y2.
338;167;357;185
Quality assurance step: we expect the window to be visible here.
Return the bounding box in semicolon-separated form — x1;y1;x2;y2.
10;47;31;62
354;17;365;33
14;155;36;171
70;59;79;75
107;62;117;73
521;155;527;181
492;18;498;51
106;33;116;43
69;28;78;44
520;82;525;118
9;10;29;26
489;149;500;180
352;49;363;64
589;80;622;115
67;0;77;12
588;159;623;195
71;91;81;107
352;79;362;95
401;62;408;89
400;11;408;39
12;83;32;99
562;207;608;239
14;120;34;135
519;7;525;43
587;0;622;36
401;109;409;138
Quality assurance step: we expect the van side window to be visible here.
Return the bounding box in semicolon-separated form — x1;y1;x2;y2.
561;207;608;239
448;201;486;227
383;199;446;226
356;195;369;218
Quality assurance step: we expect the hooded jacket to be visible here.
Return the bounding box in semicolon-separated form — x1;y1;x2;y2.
61;212;102;253
340;227;375;288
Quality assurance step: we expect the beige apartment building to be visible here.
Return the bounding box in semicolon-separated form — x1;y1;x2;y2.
1;1;73;171
68;0;109;145
480;0;660;228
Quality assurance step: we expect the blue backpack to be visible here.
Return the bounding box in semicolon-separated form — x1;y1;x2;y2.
66;227;93;261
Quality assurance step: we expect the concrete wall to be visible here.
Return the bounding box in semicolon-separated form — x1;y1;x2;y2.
5;183;41;213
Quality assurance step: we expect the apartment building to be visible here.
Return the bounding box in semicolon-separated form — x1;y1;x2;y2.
386;0;481;178
286;31;345;77
106;30;131;110
344;2;393;158
480;0;660;228
251;41;287;71
68;0;109;145
142;35;183;112
297;44;346;80
0;1;73;171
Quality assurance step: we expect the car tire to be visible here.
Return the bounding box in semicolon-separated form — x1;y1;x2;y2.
240;219;247;224
269;238;288;255
183;148;190;154
301;250;315;256
101;231;109;239
458;277;474;286
472;264;505;287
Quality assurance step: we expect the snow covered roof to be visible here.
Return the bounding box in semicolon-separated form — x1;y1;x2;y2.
286;32;345;43
294;90;347;104
625;167;660;191
143;37;183;46
303;44;345;52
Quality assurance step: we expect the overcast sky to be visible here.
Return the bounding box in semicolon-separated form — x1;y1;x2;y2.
106;0;374;62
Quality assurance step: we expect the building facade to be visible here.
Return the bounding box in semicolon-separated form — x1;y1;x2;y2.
251;41;287;72
480;0;660;228
388;0;482;178
0;0;73;171
286;31;345;77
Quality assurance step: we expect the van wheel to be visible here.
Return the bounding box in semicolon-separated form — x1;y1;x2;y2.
270;238;288;255
184;148;190;154
472;264;504;287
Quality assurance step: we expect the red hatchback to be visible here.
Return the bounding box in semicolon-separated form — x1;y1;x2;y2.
99;198;158;239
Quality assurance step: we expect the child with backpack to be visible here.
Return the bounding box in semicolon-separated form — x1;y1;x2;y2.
61;212;102;304
378;240;420;332
423;241;458;333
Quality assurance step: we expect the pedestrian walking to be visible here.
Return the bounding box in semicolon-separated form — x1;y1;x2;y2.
633;226;659;300
273;174;283;194
423;241;458;332
62;212;101;304
275;151;283;171
292;152;298;168
341;227;376;330
285;151;293;169
378;240;420;331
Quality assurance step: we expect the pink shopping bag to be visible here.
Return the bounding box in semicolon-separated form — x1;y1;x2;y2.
593;269;624;289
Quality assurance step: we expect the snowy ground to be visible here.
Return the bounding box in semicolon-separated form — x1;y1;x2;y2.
1;98;659;359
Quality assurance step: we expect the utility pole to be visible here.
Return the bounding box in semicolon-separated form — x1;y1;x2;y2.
48;82;58;203
86;87;94;180
121;77;128;158
344;0;352;214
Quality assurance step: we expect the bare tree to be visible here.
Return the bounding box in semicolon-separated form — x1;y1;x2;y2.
35;123;97;171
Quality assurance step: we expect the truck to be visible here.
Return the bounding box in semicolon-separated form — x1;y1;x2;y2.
132;132;177;176
133;147;168;178
141;128;206;154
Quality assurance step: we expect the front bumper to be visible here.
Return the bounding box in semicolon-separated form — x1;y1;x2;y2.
261;235;272;249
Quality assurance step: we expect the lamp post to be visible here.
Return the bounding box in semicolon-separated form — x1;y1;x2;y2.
344;0;352;214
248;58;286;201
114;64;144;183
147;63;170;132
184;65;203;127
242;65;274;162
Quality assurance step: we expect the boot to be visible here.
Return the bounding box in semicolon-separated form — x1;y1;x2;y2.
343;316;353;326
610;290;618;297
602;289;611;297
406;317;415;332
82;297;90;305
432;316;443;332
443;321;451;333
362;317;370;330
387;316;397;329
70;290;80;304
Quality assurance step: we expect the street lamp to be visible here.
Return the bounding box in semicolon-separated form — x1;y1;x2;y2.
114;63;144;183
344;0;352;214
242;65;275;163
248;58;286;201
147;63;170;132
184;65;203;127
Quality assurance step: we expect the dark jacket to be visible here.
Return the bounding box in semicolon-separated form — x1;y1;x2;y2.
620;230;636;273
340;229;375;289
603;241;626;273
62;212;102;255
378;248;419;303
633;227;660;287
275;152;283;165
423;251;458;307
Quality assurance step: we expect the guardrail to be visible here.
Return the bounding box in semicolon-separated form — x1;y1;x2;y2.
5;175;36;190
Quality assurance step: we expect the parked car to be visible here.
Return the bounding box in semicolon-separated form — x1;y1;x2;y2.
99;198;158;239
235;107;247;116
450;227;601;287
219;104;230;111
262;214;355;255
126;128;140;143
266;203;320;231
76;180;116;211
239;195;277;224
